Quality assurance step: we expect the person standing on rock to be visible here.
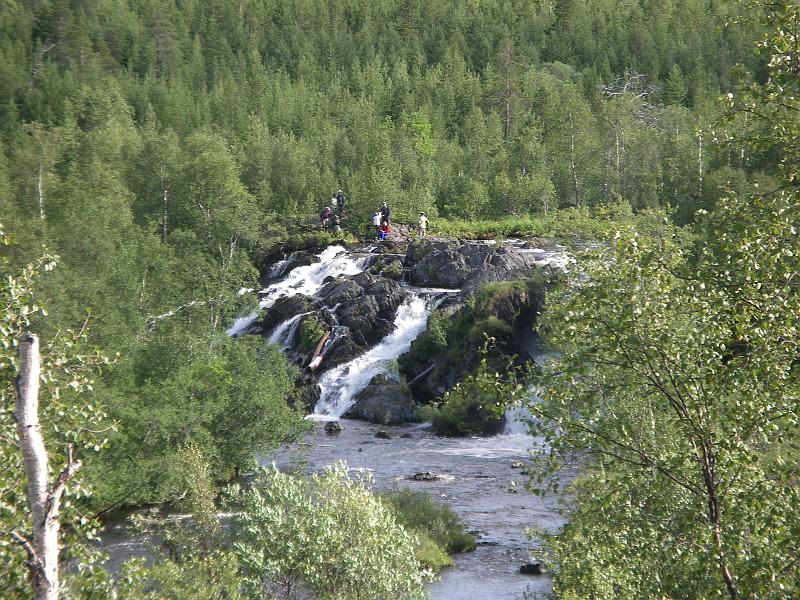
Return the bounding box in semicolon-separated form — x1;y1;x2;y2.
380;201;391;224
319;206;332;229
418;212;428;237
335;189;346;213
372;211;381;237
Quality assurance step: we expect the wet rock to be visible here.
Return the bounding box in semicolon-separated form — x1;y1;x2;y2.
318;331;363;368
407;239;557;292
370;256;404;280
510;461;524;469
519;563;543;576
400;432;414;439
255;295;319;334
290;381;320;412
375;430;392;439
324;421;343;435
318;273;407;347
408;240;469;288
343;375;417;425
410;471;440;481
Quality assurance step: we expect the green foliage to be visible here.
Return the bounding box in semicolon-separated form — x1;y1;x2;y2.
527;9;800;596
229;462;431;600
382;488;476;555
413;535;454;574
120;445;245;600
295;316;327;354
92;336;306;506
531;190;800;594
0;228;116;597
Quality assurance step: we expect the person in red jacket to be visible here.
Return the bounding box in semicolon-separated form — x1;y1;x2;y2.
378;220;391;240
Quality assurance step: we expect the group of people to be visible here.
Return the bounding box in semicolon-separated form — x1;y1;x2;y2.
370;203;429;240
319;191;429;240
372;202;392;240
319;189;346;231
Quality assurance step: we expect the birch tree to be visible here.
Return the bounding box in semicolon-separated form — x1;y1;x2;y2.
1;225;114;598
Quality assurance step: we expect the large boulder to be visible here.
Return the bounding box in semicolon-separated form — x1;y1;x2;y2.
253;295;318;334
343;375;417;424
408;240;470;288
318;273;407;347
407;240;544;290
259;250;319;287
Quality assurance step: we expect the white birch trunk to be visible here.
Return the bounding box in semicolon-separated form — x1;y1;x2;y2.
37;164;46;221
13;333;81;600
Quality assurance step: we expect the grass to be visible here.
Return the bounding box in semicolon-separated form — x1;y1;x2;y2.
430;203;637;241
381;488;476;573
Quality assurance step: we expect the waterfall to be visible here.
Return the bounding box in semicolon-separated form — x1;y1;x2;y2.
268;312;311;349
226;246;365;336
312;295;430;418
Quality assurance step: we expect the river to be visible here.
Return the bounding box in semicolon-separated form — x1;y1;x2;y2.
101;241;568;598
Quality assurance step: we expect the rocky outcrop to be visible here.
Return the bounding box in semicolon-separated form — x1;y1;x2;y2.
254;295;318;334
342;375;417;425
250;235;561;429
406;239;553;290
318;273;407;347
407;240;470;288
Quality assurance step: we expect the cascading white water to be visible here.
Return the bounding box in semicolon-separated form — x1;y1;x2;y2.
312;295;430;419
268;312;311;349
226;245;365;336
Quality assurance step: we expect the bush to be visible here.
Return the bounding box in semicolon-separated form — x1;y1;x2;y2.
296;315;326;353
415;535;454;572
382;488;476;556
231;462;430;600
423;383;504;436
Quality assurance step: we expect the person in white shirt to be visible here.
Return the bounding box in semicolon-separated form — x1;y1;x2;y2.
418;212;429;237
372;211;381;237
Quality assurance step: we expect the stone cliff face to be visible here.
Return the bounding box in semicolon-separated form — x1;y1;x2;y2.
249;238;561;422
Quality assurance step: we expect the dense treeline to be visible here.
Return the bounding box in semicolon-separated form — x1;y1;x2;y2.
0;0;769;520
1;0;793;598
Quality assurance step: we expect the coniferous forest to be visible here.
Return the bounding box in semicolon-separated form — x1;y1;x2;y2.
2;1;799;598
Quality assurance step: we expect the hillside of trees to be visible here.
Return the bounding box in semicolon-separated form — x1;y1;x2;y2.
3;0;797;598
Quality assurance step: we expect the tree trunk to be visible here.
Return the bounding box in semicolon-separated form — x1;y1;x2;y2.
12;333;81;600
37;164;46;221
568;110;581;205
161;163;168;244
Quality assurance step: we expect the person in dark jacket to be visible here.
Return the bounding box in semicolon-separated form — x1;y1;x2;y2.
319;206;332;228
380;201;390;224
335;189;345;213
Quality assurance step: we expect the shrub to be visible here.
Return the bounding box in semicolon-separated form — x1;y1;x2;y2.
381;488;476;555
415;535;454;572
424;381;504;436
230;462;430;600
296;316;326;353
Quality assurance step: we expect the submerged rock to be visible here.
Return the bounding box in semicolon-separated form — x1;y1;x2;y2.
324;421;343;435
410;471;440;481
343;375;417;425
519;563;543;576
